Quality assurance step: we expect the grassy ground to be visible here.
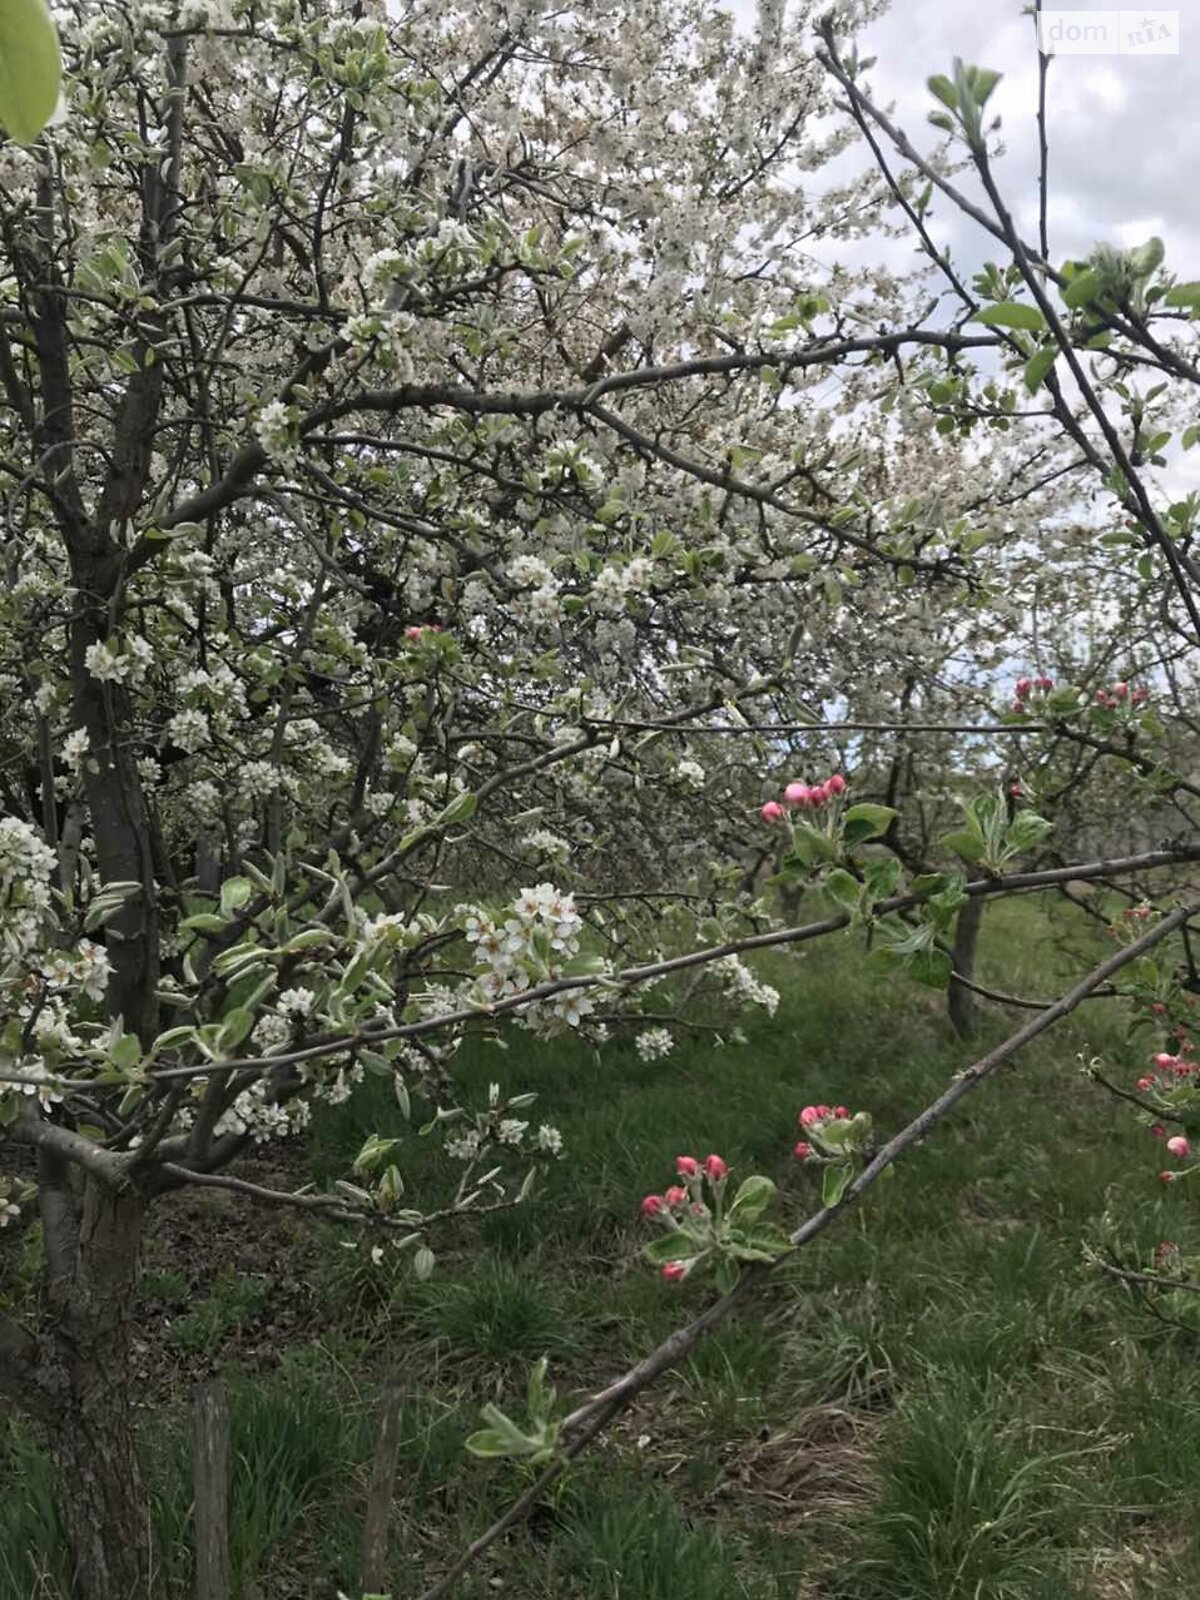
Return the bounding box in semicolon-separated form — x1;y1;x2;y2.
3;892;1199;1598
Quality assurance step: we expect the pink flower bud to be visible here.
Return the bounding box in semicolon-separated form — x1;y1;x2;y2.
661;1262;686;1282
1035;676;1053;691
825;773;847;796
404;626;424;641
784;782;810;807
1151;1124;1166;1138
1132;686;1149;704
675;1155;699;1178
1135;1077;1154;1091
664;1186;688;1207
1167;1136;1191;1158
760;801;785;823
1153;1053;1176;1069
798;1105;822;1127
1158;1170;1177;1184
1151;1002;1166;1015
793;1141;813;1162
817;1104;833;1120
833;1105;849;1119
641;1193;664;1217
1009;783;1023;798
1010;701;1025;715
1015;678;1032;698
1112;682;1129;700
703;1153;728;1180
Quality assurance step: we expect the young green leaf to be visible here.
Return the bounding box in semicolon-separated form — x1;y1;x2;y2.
971;302;1047;331
0;0;61;144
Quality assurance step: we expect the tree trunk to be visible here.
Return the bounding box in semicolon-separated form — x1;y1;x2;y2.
948;874;986;1038
41;1179;151;1600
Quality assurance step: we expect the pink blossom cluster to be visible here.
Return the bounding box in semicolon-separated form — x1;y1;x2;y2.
642;1153;729;1282
793;1102;850;1161
1135;1044;1197;1093
404;623;442;641
1010;675;1053;712
1094;680;1148;710
760;773;846;823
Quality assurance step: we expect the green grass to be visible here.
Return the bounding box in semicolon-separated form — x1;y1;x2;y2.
4;892;1200;1596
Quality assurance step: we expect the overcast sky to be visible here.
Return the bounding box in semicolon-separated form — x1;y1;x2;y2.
849;2;1194;274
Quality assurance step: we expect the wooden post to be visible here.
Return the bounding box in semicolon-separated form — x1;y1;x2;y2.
360;1378;405;1596
192;1379;232;1600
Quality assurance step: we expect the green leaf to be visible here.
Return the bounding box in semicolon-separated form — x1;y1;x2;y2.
1005;811;1054;854
217;1007;256;1050
1062;270;1102;308
821;1163;852;1209
642;1233;703;1265
0;0;61;144
1165;282;1200;312
841;802;897;845
940;830;985;862
219;876;253;916
727;1174;776;1227
413;1245;435;1280
927;73;958;111
971;302;1046;331
180;912;227;934
1023;347;1057;392
109;1034;142;1072
910;946;953;988
789;823;840;866
714;1257;739;1294
465;1428;517;1459
1129;236;1163;278
968;66;1002;107
437;790;477;827
823;868;862;912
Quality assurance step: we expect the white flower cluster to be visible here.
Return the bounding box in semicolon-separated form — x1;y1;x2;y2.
166;707;210;752
635;1026;675;1062
61;727;90;778
445;1119;564;1163
591;557;654;614
84;633;153;685
213;1080;312;1144
0;822;107;1088
39;940;111;1004
522;828;571;864
715;955;780;1017
0;818;56;956
674;759;706;791
508;554;561;627
255;401;299;468
462;884;601;1033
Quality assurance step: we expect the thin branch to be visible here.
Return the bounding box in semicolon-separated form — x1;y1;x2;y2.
6;846;1198;1096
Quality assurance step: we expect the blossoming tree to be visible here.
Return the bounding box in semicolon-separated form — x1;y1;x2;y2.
0;1;1198;1594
